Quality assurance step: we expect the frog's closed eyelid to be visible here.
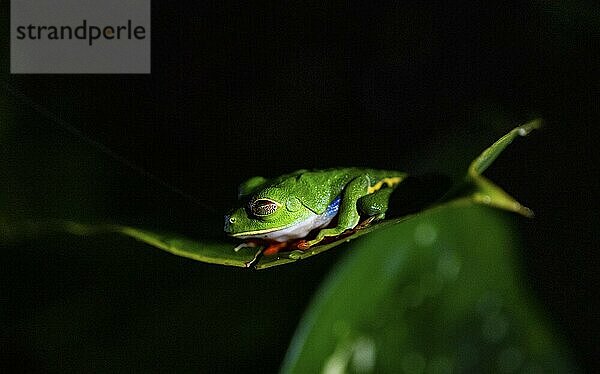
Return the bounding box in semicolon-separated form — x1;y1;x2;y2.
250;199;279;216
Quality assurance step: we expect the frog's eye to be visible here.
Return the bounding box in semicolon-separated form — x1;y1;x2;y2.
250;199;279;216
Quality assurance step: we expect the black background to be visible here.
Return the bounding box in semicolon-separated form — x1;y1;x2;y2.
1;1;598;372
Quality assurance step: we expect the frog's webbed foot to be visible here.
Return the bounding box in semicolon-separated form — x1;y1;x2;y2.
296;233;333;250
302;227;349;248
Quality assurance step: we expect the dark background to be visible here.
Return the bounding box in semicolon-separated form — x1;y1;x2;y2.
1;1;598;372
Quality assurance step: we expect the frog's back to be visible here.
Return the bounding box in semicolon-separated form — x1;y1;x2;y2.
270;167;405;186
262;168;405;214
346;167;407;182
309;167;407;184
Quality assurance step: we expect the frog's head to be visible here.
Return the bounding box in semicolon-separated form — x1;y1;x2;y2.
224;186;312;239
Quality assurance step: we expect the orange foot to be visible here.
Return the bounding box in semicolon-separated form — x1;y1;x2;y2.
294;240;310;250
262;241;289;256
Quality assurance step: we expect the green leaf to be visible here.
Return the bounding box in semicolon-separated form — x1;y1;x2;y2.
0;220;261;268
460;118;541;218
280;205;575;373
468;119;541;177
0;120;541;269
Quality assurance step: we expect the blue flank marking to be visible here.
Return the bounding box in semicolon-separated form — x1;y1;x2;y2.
325;196;341;218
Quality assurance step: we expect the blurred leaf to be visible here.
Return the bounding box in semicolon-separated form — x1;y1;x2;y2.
1;120;540;269
281;205;575;373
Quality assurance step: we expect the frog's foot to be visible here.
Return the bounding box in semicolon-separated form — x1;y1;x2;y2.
295;240;311;250
298;227;347;249
354;213;385;230
295;235;347;250
233;240;260;252
262;241;288;256
296;215;385;250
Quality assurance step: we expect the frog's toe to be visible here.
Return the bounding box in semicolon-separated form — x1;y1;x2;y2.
295;240;311;250
355;213;385;230
298;237;327;249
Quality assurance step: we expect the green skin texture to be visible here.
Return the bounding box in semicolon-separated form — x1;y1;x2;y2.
224;168;407;248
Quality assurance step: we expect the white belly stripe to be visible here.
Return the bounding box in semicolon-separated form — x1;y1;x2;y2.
260;212;334;241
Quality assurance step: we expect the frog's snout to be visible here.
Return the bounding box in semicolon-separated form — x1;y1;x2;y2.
224;214;236;234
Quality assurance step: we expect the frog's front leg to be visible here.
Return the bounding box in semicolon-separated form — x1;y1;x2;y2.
299;175;371;249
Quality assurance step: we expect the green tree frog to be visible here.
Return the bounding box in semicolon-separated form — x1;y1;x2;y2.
224;168;406;255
